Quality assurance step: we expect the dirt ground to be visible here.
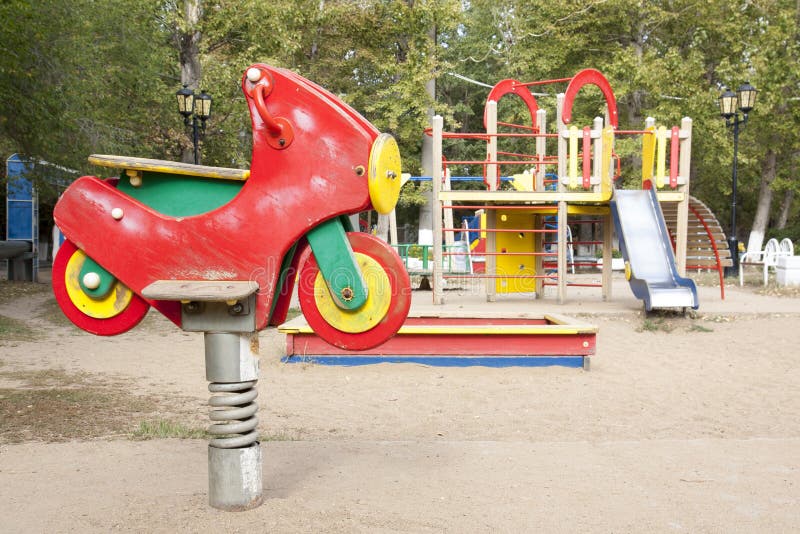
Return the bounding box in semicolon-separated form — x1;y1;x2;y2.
1;271;800;532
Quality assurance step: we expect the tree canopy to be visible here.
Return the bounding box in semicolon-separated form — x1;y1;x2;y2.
1;0;798;241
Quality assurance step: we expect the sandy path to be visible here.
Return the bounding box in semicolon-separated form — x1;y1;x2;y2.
2;275;800;531
3;438;799;533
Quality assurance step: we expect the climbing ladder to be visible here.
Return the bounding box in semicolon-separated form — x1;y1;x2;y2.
662;195;732;298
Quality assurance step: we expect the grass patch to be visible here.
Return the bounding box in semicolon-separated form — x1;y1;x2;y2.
0;314;38;342
0;368;194;444
637;318;660;332
637;316;676;333
132;419;207;440
0;281;50;304
636;310;715;334
0;385;159;443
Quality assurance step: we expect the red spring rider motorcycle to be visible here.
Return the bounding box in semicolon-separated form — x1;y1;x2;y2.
52;64;411;350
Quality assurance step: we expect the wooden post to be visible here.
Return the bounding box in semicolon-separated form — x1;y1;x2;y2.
592;117;603;193
486;209;497;302
675;117;693;276
556;94;566;193
431;115;444;305
486;100;498;191
602;212;613;300
556;94;567;303
536;109;547;192
557;200;567;304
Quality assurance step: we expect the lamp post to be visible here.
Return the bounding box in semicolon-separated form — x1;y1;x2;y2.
718;81;757;277
176;84;213;165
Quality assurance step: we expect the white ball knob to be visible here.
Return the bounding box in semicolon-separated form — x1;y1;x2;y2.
83;272;101;290
246;68;262;83
111;207;124;220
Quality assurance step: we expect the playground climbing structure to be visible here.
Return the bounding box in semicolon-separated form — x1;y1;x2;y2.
428;68;701;310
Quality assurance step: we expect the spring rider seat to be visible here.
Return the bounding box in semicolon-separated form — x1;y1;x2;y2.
51;64;411;510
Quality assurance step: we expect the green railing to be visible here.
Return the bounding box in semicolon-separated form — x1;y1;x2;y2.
393;243;472;274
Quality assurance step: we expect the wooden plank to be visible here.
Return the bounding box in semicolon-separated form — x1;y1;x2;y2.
89;154;249;181
688;260;731;268
142;280;259;301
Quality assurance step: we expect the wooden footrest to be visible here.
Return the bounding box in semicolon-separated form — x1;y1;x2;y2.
142;280;258;302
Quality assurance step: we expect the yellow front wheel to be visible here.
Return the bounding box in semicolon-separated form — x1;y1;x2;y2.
368;133;402;215
52;240;149;335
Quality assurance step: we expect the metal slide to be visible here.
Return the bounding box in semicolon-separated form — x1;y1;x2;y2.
610;187;699;311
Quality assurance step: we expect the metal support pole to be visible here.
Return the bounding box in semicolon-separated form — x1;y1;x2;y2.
725;116;740;277
205;331;263;510
192;116;200;165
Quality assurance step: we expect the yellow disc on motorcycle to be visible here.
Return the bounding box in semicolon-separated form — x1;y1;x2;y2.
312;252;391;333
368;133;402;215
64;249;133;319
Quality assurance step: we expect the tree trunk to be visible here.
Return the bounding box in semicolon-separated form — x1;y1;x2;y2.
776;189;794;230
746;148;777;254
178;0;202;164
376;214;390;242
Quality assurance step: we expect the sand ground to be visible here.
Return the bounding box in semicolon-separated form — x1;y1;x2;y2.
1;271;800;532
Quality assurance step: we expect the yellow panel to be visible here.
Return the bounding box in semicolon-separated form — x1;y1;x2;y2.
568;205;610;216
656;126;667;188
568;126;579;189
510;171;534;191
494;210;537;294
641;125;655;186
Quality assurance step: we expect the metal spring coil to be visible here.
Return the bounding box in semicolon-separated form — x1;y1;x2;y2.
208;380;259;448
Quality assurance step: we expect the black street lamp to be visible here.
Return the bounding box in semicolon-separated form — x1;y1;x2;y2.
176;84;213;164
718;81;757;277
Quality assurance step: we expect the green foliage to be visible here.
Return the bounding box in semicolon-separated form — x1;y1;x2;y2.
0;0;178;174
1;0;798;239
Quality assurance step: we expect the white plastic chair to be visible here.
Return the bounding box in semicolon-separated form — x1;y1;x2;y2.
740;238;780;286
780;238;794;257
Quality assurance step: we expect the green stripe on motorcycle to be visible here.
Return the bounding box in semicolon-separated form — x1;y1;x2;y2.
306;219;367;310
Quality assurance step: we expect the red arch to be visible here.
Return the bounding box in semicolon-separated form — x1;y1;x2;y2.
483;79;539;129
562;69;618;128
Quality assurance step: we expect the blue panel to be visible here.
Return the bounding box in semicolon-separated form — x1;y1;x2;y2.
281;355;585;368
7;178;33;200
6;154;33;200
7;202;33;239
6;154;35;240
